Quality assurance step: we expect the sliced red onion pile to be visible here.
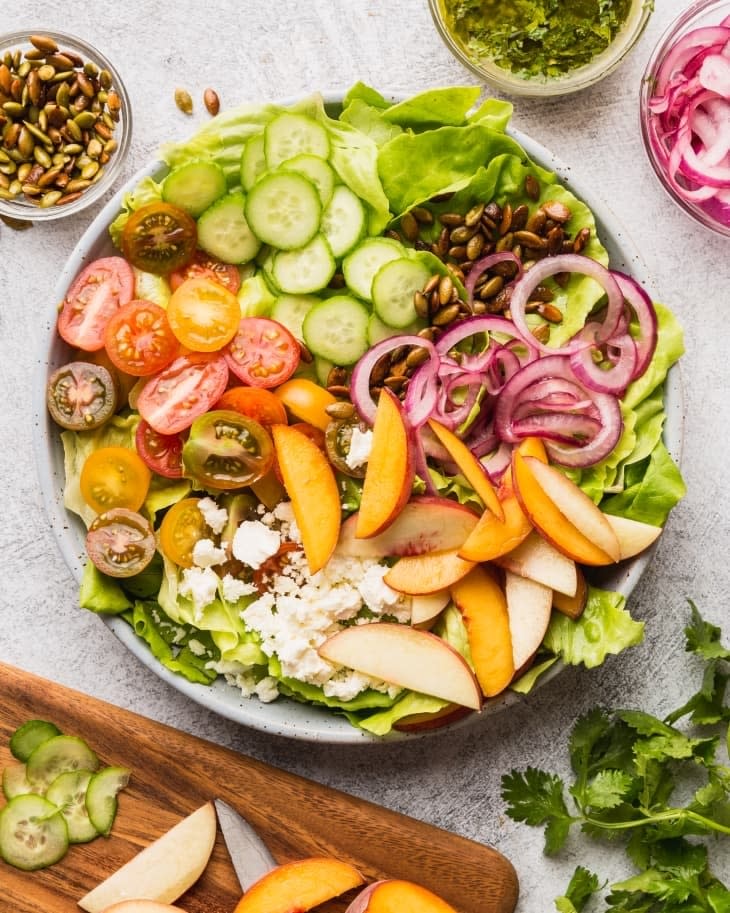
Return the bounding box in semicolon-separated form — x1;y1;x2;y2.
350;254;658;476
646;15;730;224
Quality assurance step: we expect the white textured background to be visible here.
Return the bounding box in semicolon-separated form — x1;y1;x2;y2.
1;2;728;910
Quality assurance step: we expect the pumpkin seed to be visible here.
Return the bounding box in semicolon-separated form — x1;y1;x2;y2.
175;88;193;115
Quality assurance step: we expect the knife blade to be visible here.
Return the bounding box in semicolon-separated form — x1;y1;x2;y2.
215;798;278;892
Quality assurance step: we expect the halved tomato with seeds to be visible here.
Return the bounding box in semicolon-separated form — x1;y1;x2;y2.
169;250;242;294
224;317;300;388
104;300;179;376
120;202;197;275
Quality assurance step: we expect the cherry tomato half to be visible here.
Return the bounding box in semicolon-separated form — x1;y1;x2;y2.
215;385;288;428
166;277;241;352
135;420;184;479
86;508;156;578
224;317;300;388
158;497;207;568
120;202;197;275
57;256;135;351
47;361;117;431
181;409;274;490
136;352;229;435
325;416;367;478
169;250;242;294
273;378;337;431
104;299;179;377
80;446;152;514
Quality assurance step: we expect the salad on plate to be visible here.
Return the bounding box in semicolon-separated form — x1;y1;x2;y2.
45;84;686;737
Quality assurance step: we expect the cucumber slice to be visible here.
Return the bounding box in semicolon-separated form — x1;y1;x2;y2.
302;295;370;365
281;153;335;206
9;719;62;762
133;267;171;307
26;735;99;792
314;356;334;386
270;294;320;340
238;272;278;317
272;235;336;294
0;794;69;870
85;766;131;836
372;257;433;329
367;312;425;346
245;172;322;250
2;763;39;800
264;112;330;168
241;132;267;190
321;185;366;259
342;237;405;302
46;770;97;844
162;160;227;217
197;191;261;265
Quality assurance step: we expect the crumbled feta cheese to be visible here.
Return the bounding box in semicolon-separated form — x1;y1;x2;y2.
255;676;280;703
192;538;227;568
187;638;207;657
179;566;219;614
197;497;228;535
221;574;257;603
232;520;281;569
345;427;373;470
358;564;403;614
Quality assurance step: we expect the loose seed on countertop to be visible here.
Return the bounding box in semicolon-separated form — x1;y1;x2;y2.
203;87;220;116
175;88;193;115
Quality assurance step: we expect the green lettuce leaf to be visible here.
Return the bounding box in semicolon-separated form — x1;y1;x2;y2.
544;587;644;668
109;176;163;246
601;441;686;526
623;303;684;411
128;601;219;684
357;692;451;737
381;86;481;127
79;562;133;614
511;656;559;694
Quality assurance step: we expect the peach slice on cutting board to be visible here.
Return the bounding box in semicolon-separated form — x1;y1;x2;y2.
347;879;460;913
318;622;483;710
233;856;364;913
271;423;341;574
78;802;216;913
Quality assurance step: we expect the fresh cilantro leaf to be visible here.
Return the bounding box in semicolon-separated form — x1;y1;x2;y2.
707;881;730;913
501;767;573;853
684;601;730;662
555;866;600;912
578;770;634;811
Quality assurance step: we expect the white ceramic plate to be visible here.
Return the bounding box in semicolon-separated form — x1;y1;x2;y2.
33;95;684;743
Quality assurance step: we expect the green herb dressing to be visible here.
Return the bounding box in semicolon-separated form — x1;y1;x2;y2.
440;0;634;79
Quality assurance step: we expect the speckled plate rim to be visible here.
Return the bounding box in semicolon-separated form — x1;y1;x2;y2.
32;91;684;744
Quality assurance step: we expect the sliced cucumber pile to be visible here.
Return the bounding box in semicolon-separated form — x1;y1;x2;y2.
0;719;131;870
157;109;442;369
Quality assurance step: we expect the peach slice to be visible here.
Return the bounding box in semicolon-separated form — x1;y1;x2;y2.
318;622;483;710
410;589;451;627
78;803;216;913
233;857;364;913
393;702;473;732
271;423;341;574
494;531;577;596
553;565;589;620
338;496;478;559
512;453;618;566
426;418;504;521
356;389;414;539
605;513;663;560
504;570;553;675
350;879;459;913
451;566;514;698
384;549;476;595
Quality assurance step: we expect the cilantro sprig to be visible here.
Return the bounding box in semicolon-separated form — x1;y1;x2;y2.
501;601;730;912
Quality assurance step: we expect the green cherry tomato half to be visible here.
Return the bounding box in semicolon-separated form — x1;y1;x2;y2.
46;361;117;431
325;416;367;478
181;409;274;490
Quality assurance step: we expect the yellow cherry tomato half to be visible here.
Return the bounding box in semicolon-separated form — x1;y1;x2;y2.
166;276;241;352
80;446;152;514
158;497;208;568
273;378;338;432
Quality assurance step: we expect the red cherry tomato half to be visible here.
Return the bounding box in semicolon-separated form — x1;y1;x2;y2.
215;385;288;428
136;352;229;435
120;202;197;275
135;419;184;479
169;250;242;294
104;299;180;377
86;508;156;578
57;256;135;351
224;317;300;388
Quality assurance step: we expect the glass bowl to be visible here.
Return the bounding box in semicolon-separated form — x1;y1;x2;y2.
0;29;131;222
428;0;653;98
639;0;730;238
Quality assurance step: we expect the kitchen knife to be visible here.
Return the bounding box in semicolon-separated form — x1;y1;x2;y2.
215;798;278;892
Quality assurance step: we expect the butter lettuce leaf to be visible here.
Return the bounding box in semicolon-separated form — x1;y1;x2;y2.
79;561;133;614
381;86;481;127
544;587;644;669
129;601;219;685
601;441;686;526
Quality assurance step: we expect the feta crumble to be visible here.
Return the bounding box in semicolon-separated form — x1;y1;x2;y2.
221;574;257;603
192;538;227;568
232;520;281;569
345;427;373;470
179;566;219;615
197;497;228;534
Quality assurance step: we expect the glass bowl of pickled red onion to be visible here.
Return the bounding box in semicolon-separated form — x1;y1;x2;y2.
640;0;730;237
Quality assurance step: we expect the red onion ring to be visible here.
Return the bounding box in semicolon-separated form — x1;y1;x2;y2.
611;272;658;379
570;322;638;395
464;252;522;304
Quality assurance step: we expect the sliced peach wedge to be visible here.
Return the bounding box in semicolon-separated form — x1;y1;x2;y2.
494;530;577;597
384;548;476;595
356;388;414;539
605;513;663;560
318;622;483;710
451;565;514;698
233;857;364;913
349;879;460;913
271;423;341;574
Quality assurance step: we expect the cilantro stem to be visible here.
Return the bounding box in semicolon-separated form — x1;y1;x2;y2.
583;808;730;836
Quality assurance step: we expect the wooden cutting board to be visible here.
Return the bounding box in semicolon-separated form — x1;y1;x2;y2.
0;662;518;913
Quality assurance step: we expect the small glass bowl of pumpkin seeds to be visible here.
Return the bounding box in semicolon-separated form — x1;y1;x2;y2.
0;30;131;221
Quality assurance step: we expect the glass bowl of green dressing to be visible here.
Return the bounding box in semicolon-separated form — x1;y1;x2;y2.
428;0;653;97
